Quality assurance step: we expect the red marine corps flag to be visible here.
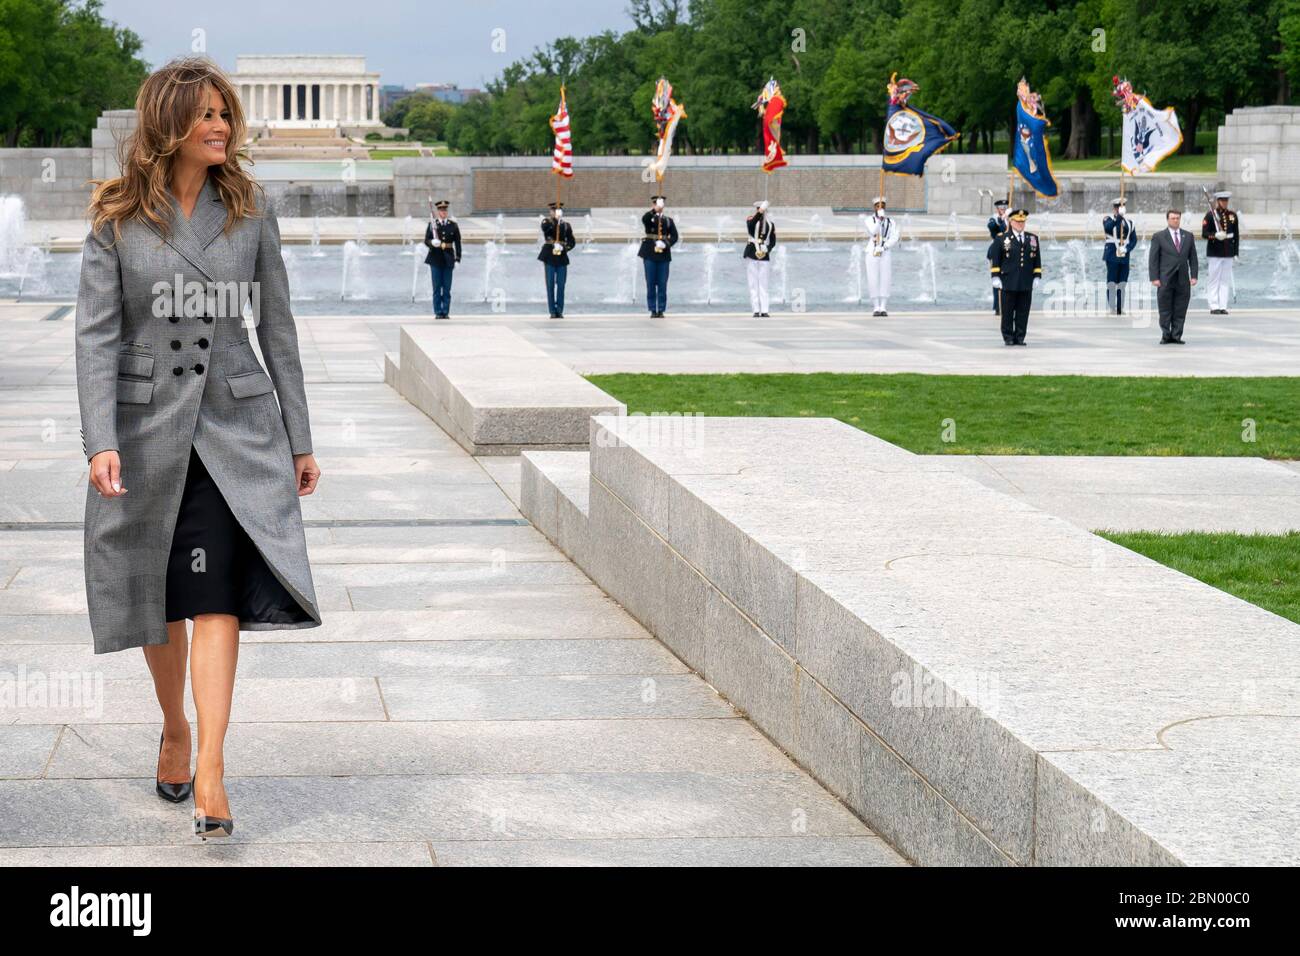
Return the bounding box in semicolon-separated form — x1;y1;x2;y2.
550;86;573;178
753;77;787;173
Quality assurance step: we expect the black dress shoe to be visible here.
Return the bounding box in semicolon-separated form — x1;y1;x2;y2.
1172;337;1185;344
1015;341;1027;346
192;768;234;840
156;731;192;803
752;311;760;317
760;312;770;317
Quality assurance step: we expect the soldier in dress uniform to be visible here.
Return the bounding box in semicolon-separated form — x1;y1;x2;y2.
988;208;1042;346
1202;190;1239;314
1102;197;1139;315
638;194;679;317
987;198;1010;314
743;200;776;317
538;201;576;318
864;196;900;316
423;199;462;319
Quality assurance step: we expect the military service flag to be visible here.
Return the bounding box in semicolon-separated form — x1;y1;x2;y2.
1012;78;1058;198
753;77;788;173
649;76;686;182
881;74;958;177
1113;77;1182;174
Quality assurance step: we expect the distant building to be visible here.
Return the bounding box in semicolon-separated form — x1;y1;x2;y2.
232;55;382;128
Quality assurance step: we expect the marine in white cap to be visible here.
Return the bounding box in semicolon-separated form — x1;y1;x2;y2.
864;195;900;316
743;200;777;317
1201;190;1239;314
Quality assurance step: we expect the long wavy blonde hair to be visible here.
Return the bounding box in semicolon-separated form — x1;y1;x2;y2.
87;56;263;243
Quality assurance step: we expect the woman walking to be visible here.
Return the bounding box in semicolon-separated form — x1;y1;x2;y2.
76;56;323;839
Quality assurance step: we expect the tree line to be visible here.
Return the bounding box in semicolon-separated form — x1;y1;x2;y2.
414;0;1299;159
0;0;147;147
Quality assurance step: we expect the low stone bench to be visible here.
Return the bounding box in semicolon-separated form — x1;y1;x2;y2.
521;415;1299;866
392;326;624;455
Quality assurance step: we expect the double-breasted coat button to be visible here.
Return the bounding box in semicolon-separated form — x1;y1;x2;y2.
193;363;205;374
170;340;181;350
197;337;209;349
201;315;213;324
168;315;179;323
173;366;184;375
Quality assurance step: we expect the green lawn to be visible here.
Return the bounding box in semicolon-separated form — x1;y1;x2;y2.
368;148;421;159
585;373;1299;458
1100;531;1300;624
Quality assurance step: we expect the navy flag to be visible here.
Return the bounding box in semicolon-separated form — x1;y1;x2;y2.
882;73;958;177
1012;78;1058;198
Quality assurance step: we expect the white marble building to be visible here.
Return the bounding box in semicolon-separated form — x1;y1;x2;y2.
232;55;383;128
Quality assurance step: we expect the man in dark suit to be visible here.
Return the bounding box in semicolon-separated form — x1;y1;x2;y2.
538;201;576;318
988;208;1041;346
1147;209;1199;343
638;194;678;317
423;199;462;319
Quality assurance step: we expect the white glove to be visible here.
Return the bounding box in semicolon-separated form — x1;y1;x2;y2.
654;240;665;252
553;243;563;255
991;277;1001;289
1215;231;1227;241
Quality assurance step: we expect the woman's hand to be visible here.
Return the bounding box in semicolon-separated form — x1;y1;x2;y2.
89;450;127;497
294;453;321;496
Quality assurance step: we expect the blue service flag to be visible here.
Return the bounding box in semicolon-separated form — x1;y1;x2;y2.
882;101;958;176
1013;98;1059;198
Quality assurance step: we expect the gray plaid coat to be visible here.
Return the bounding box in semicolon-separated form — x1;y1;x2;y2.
75;173;322;654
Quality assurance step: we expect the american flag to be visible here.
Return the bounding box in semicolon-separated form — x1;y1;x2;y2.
551;87;573;178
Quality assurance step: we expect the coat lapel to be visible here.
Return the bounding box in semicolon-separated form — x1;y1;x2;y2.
147;173;228;282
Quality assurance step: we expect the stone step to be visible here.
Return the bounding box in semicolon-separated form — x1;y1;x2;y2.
519;413;1300;866
521;450;591;570
392;325;623;455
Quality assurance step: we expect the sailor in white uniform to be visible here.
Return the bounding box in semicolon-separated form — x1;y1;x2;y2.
864;196;900;316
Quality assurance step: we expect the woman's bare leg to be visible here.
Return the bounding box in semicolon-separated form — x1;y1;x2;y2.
189;612;239;820
145;620;192;784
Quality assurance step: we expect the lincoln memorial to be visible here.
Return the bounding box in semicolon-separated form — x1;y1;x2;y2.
231;54;383;128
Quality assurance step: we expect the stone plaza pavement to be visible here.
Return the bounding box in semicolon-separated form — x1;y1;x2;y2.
1;300;1295;865
0;304;904;866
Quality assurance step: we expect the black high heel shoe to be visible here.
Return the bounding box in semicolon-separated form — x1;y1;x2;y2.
155;731;192;803
191;768;235;840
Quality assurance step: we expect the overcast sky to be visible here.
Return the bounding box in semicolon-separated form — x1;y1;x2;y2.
99;1;637;89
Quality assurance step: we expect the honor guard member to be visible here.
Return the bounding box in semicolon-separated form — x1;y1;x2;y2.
638;194;679;317
423;200;462;319
989;208;1042;345
987;198;1010;314
865;196;900;316
539;201;576;318
744;200;777;316
1202;190;1239;314
1102;197;1139;314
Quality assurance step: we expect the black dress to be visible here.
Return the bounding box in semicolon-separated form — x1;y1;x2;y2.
165;444;313;626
